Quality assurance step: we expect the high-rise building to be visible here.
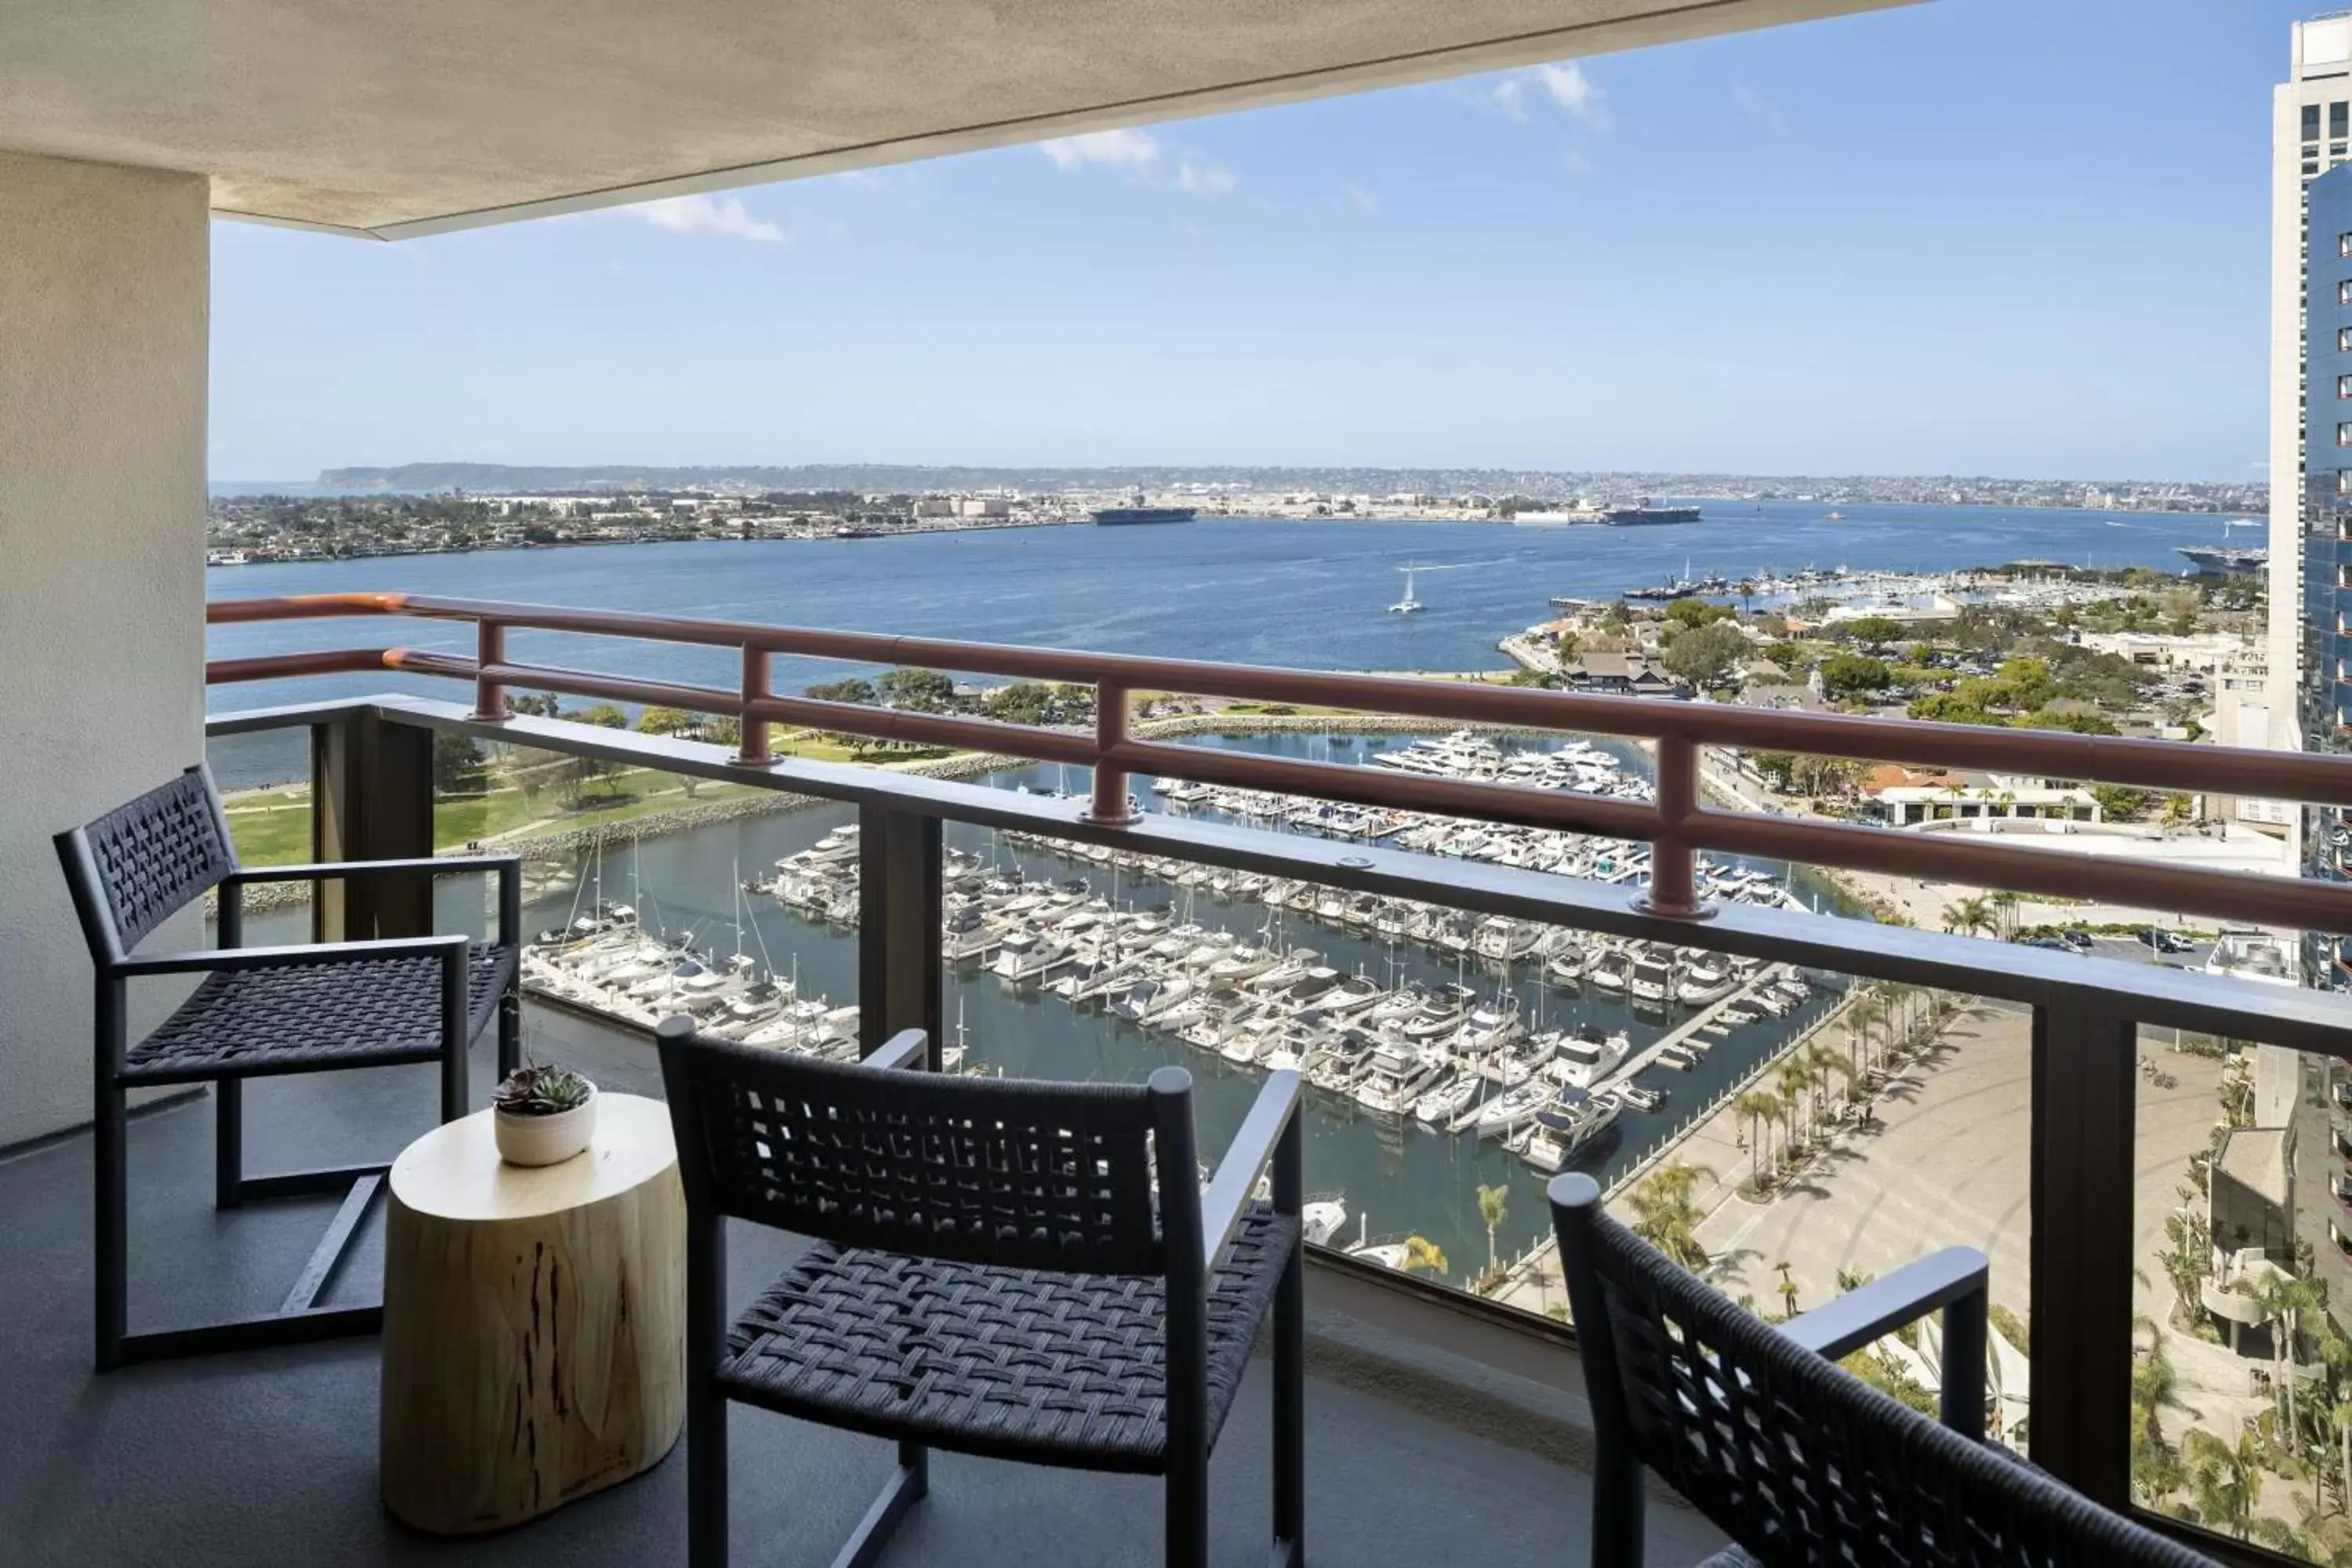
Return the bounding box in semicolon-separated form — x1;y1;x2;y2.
2270;16;2352;769
2303;162;2352;983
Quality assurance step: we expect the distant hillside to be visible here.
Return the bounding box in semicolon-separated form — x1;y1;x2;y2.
313;462;1599;495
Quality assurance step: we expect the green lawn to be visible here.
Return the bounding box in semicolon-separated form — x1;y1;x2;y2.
220;739;956;868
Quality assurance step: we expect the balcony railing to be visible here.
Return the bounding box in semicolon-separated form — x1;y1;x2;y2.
205;592;2352;1568
209;591;2352;931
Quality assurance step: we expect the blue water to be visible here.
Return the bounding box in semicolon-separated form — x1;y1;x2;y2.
205;504;2234;764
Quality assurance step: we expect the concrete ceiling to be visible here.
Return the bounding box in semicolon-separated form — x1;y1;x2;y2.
2;0;1915;240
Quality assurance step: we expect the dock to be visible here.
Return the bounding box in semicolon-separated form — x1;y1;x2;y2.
1598;965;1794;1087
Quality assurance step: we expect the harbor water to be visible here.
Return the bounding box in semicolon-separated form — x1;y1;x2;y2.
231;730;1855;1278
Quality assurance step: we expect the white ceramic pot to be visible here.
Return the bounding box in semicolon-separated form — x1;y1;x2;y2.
494;1084;599;1167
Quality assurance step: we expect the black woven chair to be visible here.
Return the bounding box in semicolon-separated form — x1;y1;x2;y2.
1548;1172;2216;1567
655;1014;1305;1568
54;762;521;1370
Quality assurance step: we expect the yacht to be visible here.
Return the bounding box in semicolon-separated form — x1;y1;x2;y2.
1413;1069;1483;1127
1548;1025;1629;1089
1471;1078;1555;1139
1518;1087;1624;1174
1353;1038;1444;1116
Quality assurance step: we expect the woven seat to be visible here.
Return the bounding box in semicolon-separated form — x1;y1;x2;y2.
56;763;524;1370
659;1019;1308;1568
719;1207;1298;1472
1548;1172;2217;1568
125;941;517;1084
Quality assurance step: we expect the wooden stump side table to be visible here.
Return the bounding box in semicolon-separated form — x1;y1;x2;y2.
379;1093;686;1534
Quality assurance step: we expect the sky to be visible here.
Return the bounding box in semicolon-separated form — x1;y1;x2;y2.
209;0;2314;484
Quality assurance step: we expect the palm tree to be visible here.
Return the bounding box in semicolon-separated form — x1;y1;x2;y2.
1399;1236;1450;1277
1809;1043;1857;1120
2130;1312;2185;1508
1773;1259;1801;1319
2240;1272;2324;1440
1843;995;1886;1080
1777;1060;1813;1150
1734;1090;1781;1191
2183;1422;2265;1541
1627;1163;1715;1271
1476;1183;1508;1277
1991;889;2021;942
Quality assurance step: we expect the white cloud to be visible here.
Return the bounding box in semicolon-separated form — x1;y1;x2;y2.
1537;64;1610;128
1039;128;1161;170
625;194;783;242
1342;180;1379;216
1731;82;1784;134
1175;160;1236;198
1491;78;1529;123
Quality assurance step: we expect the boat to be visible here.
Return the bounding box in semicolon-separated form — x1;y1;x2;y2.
1413;1070;1483;1127
1470;1078;1554;1138
1092;493;1196;524
1601;500;1700;526
1353;1038;1443;1116
1654;1045;1700;1070
1390;562;1426;615
1548;1025;1628;1089
1518;1087;1624;1172
1616;1084;1664;1112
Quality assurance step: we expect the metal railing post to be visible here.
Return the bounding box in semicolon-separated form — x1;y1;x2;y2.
858;804;943;1069
1635;731;1708;920
466;619;507;721
732;647;772;767
2026;993;2137;1504
310;712;435;942
1084;681;1140;826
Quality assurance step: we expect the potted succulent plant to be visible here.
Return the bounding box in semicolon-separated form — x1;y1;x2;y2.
492;1060;600;1167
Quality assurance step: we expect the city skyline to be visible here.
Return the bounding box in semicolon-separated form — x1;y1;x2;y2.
212;1;2299;484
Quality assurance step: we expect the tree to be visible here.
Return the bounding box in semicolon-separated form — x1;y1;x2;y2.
2183;1423;2265;1541
1666;597;1736;630
569;702;628;729
1625;1163;1715;1270
504;691;561;717
431;731;485;793
1477;1184;1509;1276
1818;652;1892;702
1555;628;1583;665
805;677;879;706
1398;1236;1450;1277
982;681;1058;727
878;666;956;713
1773;1259;1801;1318
1760;641;1806;673
1990;890;2021;942
1661;621;1748;690
1735;1090;1782;1191
2092;785;2152;822
1839;615;1904;652
637;706;702;736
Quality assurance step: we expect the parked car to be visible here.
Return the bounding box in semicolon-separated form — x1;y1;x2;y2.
2137;927;2197;955
2058;929;2095;953
2020;935;2068;951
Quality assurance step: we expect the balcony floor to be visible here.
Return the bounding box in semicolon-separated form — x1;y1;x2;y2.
0;1001;1726;1567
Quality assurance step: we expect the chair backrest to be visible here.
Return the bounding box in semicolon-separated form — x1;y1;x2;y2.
660;1025;1180;1276
55;764;238;962
1550;1174;2216;1568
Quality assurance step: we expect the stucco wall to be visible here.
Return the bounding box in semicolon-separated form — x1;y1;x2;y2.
0;152;209;1145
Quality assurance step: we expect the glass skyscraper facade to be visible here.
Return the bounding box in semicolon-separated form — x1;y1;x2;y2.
2305;162;2352;979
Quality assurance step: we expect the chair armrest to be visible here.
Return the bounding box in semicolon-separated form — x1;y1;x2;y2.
224;855;519;884
112;931;471;977
860;1029;930;1073
1780;1244;1991;1442
1778;1246;1989;1360
1197;1069;1302;1272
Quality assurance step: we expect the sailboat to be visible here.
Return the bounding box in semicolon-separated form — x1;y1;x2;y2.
1390;562;1425;615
